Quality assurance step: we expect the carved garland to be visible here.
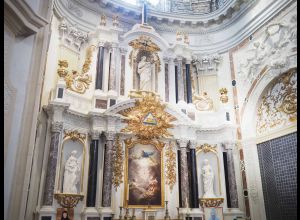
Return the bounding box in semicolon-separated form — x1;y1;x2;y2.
64;130;86;143
112;136;124;189
165;142;176;191
57;45;95;94
196;143;217;154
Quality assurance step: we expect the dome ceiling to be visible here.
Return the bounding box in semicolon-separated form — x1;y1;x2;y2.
80;0;255;32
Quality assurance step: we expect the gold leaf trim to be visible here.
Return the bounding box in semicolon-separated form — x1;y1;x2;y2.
196;143;217;154
112;136;124;189
54;193;84;208
64;130;86;143
165;142;176;191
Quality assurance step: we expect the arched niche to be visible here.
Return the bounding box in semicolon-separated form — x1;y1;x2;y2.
196;146;222;198
57;136;86;194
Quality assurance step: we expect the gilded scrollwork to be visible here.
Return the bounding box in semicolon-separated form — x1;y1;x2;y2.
196;143;217;154
64;130;86;143
112;136;124;189
165;142;176;192
129;35;161;53
57;45;95;94
120;92;176;139
199;198;224;207
256;69;297;135
54;193;84;208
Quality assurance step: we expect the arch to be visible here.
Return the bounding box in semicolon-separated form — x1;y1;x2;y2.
240;66;297;139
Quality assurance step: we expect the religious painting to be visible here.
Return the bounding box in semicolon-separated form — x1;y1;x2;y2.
204;207;224;220
124;139;164;208
56;208;74;220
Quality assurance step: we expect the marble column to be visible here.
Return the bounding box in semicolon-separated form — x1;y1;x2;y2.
177;139;189;207
42;121;63;206
189;141;199;208
102;132;115;207
185;61;192;103
86;131;100;207
225;143;239;208
169;58;176;104
175;63;179;103
164;57;169;102
119;48;127;96
95;42;105;90
108;43;118;91
177;57;185;102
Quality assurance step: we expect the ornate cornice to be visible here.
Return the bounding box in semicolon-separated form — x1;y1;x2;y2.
4;0;48;37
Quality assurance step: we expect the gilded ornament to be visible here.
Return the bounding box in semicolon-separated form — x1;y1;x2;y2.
256;69;297;134
64;130;86;143
58;45;95;94
54;193;84;208
219;88;228;103
57;60;69;78
129;36;161;52
112;136;124;189
165;143;176;191
120;92;176;139
199;198;224;207
196;143;217;154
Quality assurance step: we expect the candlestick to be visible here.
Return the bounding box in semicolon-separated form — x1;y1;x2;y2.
119;206;123;220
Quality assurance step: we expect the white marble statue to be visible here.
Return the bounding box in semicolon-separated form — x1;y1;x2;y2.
63;150;81;194
138;56;152;91
202;159;216;198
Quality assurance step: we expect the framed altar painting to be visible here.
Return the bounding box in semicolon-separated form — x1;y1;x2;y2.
204;207;224;220
124;138;164;208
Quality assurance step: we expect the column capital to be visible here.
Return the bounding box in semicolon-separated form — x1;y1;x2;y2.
222;141;236;150
89;130;101;140
119;47;128;54
51;121;63;133
176;56;183;62
98;40;106;47
189;140;197;149
104;131;116;141
110;42;119;49
185;59;192;64
177;139;189;148
163;56;170;63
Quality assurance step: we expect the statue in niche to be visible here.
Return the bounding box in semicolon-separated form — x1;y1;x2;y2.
63;150;81;194
138;56;153;91
202;159;216;198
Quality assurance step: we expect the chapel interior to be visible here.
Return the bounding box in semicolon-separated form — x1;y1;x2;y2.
4;0;297;220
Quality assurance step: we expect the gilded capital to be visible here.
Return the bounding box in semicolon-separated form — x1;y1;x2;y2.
51;121;63;133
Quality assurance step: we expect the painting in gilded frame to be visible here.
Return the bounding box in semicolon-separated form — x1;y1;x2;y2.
124;139;164;208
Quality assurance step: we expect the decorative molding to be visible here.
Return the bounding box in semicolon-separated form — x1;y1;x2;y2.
67;0;83;17
4;0;48;37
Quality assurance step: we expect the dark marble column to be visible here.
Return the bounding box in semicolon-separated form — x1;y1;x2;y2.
177;139;189;207
185;63;192;103
42;121;63;206
226;146;239;208
86;132;100;207
102;132;115;207
177;57;185;102
164;57;169;102
189;141;199;208
95;42;105;90
175;64;179;103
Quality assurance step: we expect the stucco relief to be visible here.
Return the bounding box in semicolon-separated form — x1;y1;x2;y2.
236;13;297;83
256;69;297;135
